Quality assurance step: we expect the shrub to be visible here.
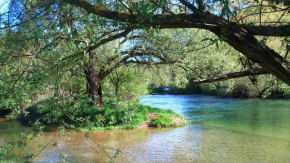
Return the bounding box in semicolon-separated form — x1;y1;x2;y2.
152;115;173;128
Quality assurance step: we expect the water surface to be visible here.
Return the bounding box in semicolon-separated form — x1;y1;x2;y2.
1;95;290;162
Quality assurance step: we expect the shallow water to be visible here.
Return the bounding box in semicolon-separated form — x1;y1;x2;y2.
1;95;290;162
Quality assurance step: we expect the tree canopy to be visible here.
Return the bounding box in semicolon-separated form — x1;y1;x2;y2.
58;0;290;84
1;0;290;103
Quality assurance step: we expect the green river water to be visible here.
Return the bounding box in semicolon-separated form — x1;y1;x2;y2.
1;95;290;162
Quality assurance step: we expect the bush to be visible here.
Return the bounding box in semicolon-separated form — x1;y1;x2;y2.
231;82;250;98
152;115;173;128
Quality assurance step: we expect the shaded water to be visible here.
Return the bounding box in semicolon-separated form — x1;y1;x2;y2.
1;95;290;162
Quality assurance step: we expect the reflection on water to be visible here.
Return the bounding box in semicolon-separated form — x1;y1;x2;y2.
1;95;290;162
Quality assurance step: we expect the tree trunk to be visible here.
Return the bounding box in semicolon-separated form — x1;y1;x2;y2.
115;86;119;96
84;54;103;105
97;80;103;105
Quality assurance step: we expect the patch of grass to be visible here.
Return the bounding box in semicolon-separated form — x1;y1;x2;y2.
151;115;173;128
21;97;184;130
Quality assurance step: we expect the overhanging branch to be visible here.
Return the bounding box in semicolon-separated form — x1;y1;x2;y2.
241;24;290;37
63;0;290;37
62;0;290;87
192;68;270;85
63;0;207;29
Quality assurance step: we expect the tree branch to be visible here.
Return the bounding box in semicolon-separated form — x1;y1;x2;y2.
192;68;270;85
178;0;198;13
196;0;206;12
63;0;290;37
63;0;206;29
62;0;290;87
88;26;134;52
241;24;290;37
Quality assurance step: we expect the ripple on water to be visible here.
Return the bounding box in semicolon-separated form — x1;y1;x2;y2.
1;95;290;162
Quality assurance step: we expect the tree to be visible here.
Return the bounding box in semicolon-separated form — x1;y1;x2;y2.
59;0;290;87
2;0;290;101
0;1;175;106
109;67;131;96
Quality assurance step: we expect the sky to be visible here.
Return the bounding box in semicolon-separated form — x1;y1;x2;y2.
0;0;9;29
0;0;9;13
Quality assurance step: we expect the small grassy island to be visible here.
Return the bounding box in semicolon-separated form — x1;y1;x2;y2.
18;97;185;131
0;96;185;163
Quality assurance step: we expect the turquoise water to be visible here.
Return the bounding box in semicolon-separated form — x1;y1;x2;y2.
141;95;290;162
1;95;290;162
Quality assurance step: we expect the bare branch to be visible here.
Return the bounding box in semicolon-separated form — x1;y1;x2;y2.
192;68;270;85
88;26;134;52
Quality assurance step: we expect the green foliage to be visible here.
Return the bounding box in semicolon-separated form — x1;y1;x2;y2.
0;122;44;162
152;115;173;128
142;28;290;98
106;67;149;100
24;96;180;130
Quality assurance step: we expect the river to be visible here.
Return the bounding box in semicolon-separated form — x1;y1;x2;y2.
1;95;290;162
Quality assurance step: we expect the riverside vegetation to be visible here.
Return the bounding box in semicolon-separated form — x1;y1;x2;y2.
21;97;184;130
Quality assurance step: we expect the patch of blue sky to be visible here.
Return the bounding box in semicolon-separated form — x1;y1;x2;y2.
0;0;9;29
0;0;9;13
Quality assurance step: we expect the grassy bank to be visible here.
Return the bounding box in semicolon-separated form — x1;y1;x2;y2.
20;97;184;131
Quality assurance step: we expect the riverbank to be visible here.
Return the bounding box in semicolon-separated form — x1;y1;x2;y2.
16;98;185;131
150;91;290;99
0;117;10;122
150;84;290;99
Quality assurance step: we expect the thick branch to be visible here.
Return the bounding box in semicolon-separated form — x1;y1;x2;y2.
192;68;270;85
242;24;290;37
63;0;206;29
63;0;290;36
